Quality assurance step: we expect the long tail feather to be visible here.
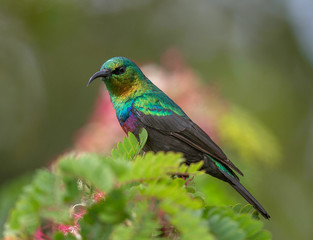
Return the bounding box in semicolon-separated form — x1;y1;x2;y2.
229;180;270;219
207;156;270;219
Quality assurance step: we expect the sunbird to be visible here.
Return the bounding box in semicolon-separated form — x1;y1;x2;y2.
88;56;270;219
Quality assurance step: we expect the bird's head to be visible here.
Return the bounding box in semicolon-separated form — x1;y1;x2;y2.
88;57;146;98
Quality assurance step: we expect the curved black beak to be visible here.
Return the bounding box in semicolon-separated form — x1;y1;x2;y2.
87;69;112;87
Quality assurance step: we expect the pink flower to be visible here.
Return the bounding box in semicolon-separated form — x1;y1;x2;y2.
34;228;51;240
93;191;106;203
56;224;79;236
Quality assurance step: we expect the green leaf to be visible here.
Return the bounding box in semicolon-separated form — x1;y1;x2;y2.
204;206;271;240
240;204;254;214
249;230;272;240
172;177;186;187
121;152;184;183
4;134;271;239
170;210;214;240
110;201;160;240
112;131;141;160
59;154;115;192
233;204;243;213
80;189;129;238
138;128;148;152
0;174;32;239
54;232;77;240
83;189;128;225
4;170;59;237
111;128;148;161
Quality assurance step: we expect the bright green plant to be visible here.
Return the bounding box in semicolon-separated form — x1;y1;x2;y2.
4;129;271;239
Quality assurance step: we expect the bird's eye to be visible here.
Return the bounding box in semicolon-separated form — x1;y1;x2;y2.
113;66;126;75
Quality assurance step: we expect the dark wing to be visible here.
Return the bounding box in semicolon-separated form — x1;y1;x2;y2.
171;122;243;176
131;95;243;176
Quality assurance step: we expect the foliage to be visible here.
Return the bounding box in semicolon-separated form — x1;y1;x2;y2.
0;174;32;239
4;129;271;239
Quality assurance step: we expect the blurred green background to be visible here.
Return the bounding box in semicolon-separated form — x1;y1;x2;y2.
1;0;312;239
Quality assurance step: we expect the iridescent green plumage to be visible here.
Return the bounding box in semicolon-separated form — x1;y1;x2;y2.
98;57;185;126
88;56;270;219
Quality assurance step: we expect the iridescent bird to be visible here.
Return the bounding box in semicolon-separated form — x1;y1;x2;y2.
88;57;270;219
